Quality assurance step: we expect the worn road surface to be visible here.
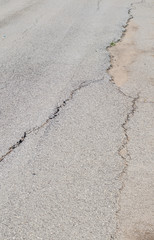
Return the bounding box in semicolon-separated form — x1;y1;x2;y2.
0;0;154;239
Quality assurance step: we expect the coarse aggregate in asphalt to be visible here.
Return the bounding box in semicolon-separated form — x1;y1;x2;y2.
0;0;154;239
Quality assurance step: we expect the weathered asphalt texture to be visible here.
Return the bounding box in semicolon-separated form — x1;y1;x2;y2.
0;0;153;239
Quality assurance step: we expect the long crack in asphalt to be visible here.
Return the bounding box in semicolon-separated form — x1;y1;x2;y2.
0;78;103;162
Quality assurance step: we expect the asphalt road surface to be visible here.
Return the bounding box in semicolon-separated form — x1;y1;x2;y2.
0;0;154;239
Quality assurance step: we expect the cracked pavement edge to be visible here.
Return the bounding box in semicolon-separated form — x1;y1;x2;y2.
107;3;142;239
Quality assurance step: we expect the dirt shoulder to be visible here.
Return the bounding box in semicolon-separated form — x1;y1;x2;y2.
108;1;154;240
108;19;139;87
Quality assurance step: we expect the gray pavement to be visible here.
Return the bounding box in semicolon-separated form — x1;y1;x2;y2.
0;0;130;157
0;0;153;239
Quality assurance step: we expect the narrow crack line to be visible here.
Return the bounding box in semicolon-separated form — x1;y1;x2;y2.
0;132;27;163
118;93;140;169
0;77;104;163
114;93;140;239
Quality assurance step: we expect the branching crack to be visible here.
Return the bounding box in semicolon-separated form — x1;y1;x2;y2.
0;78;103;163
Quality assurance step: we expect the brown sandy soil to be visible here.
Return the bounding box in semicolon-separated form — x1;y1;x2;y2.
108;20;140;87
